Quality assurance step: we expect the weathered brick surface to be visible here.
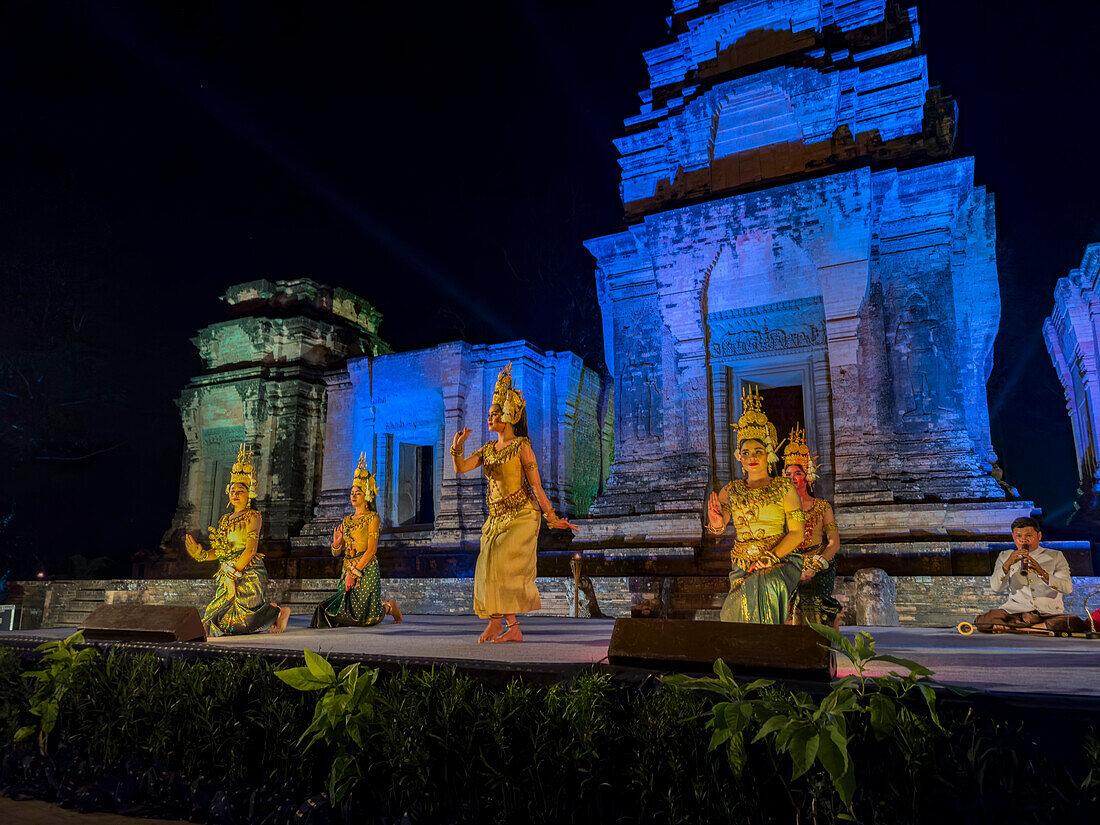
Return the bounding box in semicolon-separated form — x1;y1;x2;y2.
1044;244;1100;526
299;341;613;550
8;577;634;629
9;576;1098;630
581;0;1028;545
161;279;388;568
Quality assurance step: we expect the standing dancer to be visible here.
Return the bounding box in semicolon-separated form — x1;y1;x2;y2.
782;425;842;627
451;364;578;643
185;445;290;636
705;388;805;624
311;454;402;629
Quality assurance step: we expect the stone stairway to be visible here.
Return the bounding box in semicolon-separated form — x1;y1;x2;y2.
45;584;108;627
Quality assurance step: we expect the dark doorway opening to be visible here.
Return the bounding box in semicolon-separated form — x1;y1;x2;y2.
744;381;804;455
397;443;435;526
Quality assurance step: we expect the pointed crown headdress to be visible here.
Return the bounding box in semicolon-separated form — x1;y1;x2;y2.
492;363;526;425
226;443;258;499
782;423;818;483
351;452;377;502
733;386;779;465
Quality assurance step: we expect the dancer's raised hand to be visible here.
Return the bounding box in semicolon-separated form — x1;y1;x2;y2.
452;427;472;452
707;492;724;528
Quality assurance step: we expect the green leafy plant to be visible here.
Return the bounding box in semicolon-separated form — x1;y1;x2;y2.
275;648;380;802
15;630;97;754
663;624;954;817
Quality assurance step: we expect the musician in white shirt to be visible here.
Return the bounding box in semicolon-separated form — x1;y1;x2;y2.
974;517;1079;633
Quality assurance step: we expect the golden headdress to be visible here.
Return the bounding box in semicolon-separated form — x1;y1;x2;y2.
782;423;818;483
226;443;258;499
350;452;377;502
492;363;526;425
733;386;779;465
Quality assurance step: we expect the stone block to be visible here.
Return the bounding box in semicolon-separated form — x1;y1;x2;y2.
854;568;899;627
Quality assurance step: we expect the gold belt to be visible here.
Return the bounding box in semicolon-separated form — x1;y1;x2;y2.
488;488;533;518
730;535;783;565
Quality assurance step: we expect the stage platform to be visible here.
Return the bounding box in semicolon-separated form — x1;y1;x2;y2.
1;616;1098;699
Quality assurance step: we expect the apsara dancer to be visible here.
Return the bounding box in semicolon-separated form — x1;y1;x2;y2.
451;364;578;643
311;454;402;628
705;387;805;623
185;444;290;635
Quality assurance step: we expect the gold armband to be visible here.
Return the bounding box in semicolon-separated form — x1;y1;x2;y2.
824;521;838;533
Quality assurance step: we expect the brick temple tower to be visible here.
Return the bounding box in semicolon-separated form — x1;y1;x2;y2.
580;0;1034;613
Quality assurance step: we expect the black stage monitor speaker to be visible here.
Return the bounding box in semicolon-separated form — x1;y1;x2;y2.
607;618;835;680
80;604;206;643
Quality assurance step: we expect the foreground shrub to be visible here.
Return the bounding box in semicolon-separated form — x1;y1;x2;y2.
0;633;1093;824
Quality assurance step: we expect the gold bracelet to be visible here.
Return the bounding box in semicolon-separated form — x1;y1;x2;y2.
755;551;780;569
705;523;725;536
449;446;463;457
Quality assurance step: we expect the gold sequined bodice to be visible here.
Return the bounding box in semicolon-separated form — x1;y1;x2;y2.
207;510;259;563
479;438;533;502
337;511;380;576
341;512;380;558
797;498;831;553
722;477;804;542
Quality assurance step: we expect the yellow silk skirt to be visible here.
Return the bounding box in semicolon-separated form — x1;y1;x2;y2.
474;504;542;618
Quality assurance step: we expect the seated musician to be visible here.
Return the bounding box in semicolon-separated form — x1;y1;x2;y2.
974;517;1083;633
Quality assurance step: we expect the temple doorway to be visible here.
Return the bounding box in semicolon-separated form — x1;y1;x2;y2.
397;443;435;526
756;382;804;455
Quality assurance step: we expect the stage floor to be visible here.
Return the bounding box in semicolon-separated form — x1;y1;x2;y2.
2;616;1099;698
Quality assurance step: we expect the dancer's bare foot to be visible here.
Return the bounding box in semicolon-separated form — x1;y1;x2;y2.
478;617;503;643
270;605;291;634
385;599;403;624
491;622;523;643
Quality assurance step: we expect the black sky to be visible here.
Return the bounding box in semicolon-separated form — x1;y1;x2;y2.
1;0;1098;575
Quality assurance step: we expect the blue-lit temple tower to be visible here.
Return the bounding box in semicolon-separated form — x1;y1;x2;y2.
582;0;1031;588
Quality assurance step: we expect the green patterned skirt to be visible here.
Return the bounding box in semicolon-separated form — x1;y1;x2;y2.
311;557;385;628
203;556;280;637
794;556;842;625
720;554;803;624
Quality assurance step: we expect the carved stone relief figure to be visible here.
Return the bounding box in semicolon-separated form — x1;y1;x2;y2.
619;355;661;441
892;292;952;418
616;306;664;448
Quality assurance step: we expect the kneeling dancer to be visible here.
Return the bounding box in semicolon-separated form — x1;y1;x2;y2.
782;424;842;627
451;364;578;643
706;387;805;624
312;454;402;628
185;444;290;636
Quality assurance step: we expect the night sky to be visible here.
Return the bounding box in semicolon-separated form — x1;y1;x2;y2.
2;0;1098;577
